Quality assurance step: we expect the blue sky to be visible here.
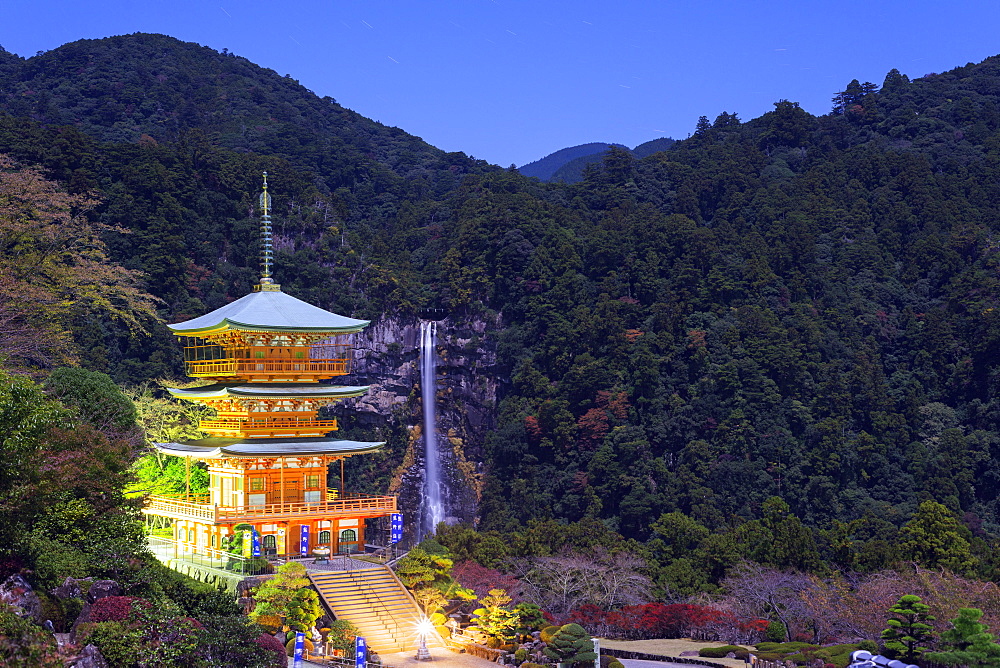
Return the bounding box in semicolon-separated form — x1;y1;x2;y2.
3;1;1000;167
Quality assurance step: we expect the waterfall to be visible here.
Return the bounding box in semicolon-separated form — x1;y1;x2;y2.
419;321;444;539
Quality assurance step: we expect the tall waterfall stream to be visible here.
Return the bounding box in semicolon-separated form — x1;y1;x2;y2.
419;321;444;539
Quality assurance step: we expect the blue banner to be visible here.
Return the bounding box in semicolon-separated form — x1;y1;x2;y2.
300;525;310;556
293;631;305;668
390;513;403;544
251;529;261;557
356;636;367;668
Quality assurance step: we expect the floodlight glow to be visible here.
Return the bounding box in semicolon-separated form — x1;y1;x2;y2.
415;619;435;636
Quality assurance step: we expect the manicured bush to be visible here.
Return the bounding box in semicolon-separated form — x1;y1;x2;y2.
814;644;863;668
543;623;597;665
766;621;787;642
285;636;315;657
609;661;625;668
858;640;878;653
515;648;528;663
540;625;561;643
254;633;287;668
700;645;745;658
755;642;820;653
76;620;137;666
89;596;141;623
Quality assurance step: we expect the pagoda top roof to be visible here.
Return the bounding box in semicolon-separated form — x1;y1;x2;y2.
153;437;385;459
167;288;369;335
167;383;370;400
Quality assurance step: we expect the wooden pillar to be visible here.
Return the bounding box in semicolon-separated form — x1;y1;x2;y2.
279;457;285;505
340;458;345;498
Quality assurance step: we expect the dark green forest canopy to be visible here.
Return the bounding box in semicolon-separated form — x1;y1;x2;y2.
4;36;1000;571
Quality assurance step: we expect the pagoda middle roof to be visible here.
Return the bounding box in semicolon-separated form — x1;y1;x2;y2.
168;289;369;335
153;437;385;459
167;384;371;400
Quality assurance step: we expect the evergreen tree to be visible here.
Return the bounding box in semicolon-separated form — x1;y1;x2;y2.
542;623;598;666
881;595;935;662
925;608;1000;668
899;500;977;574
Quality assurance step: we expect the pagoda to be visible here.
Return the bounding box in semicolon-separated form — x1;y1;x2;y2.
143;174;395;561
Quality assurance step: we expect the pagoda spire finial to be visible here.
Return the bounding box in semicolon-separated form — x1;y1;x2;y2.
257;171;280;292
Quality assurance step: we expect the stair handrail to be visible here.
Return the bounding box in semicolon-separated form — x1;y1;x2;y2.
347;566;410;650
367;543;408;566
384;564;447;648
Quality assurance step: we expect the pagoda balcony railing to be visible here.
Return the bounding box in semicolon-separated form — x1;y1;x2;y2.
199;417;338;436
185;358;350;378
143;493;396;524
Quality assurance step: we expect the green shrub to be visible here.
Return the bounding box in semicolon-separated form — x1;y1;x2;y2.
858;640;878;653
76;620;138;667
285;636;315;657
755;653;783;662
766;621;787;642
542;624;597;665
522;664;547;668
540;625;561;643
27;535;92;590
0;604;62;667
813;644;862;668
609;661;625;668
754;643;820;655
515;648;528;663
700;646;745;658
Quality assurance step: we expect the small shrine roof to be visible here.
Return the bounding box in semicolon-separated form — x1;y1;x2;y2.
153;437;385;459
167;384;370;400
167;289;369;335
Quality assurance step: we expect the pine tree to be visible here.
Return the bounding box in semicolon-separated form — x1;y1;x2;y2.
542;623;598;667
881;595;935;662
925;608;1000;668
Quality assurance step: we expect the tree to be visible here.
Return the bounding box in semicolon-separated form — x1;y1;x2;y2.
881;595;935;662
926;608;1000;668
542;623;597;666
43;367;138;432
899;500;977;574
395;547;474;614
472;588;520;644
0;156;159;370
285;588;322;633
249;562;312;628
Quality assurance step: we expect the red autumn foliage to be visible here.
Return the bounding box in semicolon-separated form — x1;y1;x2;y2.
89;596;142;623
564;603;768;642
524;415;542;441
576;408;610;447
254;633;287;668
577;391;631;448
451;560;521;601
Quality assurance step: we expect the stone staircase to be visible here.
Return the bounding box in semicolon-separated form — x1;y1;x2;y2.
309;565;441;655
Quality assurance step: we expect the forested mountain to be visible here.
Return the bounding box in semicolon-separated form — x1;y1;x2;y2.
5;35;1000;588
519;142;624;180
519;138;676;183
0;34;495;197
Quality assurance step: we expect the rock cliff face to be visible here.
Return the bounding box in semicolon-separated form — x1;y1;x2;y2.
342;313;502;541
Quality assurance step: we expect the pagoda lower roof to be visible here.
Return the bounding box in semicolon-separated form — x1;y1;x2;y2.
167;384;370;400
153;437;385;459
167;289;369;335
